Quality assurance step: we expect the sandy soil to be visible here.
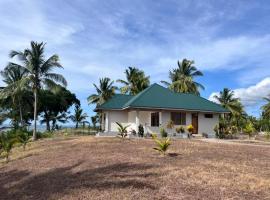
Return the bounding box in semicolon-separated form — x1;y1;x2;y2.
0;136;269;200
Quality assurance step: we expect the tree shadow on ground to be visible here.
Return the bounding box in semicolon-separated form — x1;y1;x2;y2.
0;162;158;200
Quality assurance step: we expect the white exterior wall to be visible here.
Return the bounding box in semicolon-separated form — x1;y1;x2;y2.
103;110;219;137
105;111;128;132
198;113;219;137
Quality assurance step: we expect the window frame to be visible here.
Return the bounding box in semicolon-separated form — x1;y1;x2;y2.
204;113;213;118
170;112;186;125
151;112;159;127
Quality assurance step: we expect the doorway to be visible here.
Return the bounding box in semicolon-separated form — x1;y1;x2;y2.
191;113;198;134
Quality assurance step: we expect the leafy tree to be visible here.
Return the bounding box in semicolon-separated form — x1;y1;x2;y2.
87;77;116;106
117;67;150;95
161;59;204;95
70;104;88;128
9;41;67;140
116;122;130;138
39;87;79;131
0;65;32;127
153;138;171;155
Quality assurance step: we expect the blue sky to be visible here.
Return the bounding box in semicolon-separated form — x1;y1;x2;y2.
1;0;270;122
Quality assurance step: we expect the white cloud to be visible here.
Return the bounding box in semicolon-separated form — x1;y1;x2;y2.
209;77;270;114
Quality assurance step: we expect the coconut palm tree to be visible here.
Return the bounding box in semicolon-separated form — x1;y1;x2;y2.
213;88;242;115
0;65;28;126
87;77;116;106
70;104;88;128
117;67;150;95
9;41;67;140
161;59;204;95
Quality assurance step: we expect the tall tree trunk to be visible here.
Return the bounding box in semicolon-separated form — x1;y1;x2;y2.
19;100;24;127
76;122;78;129
33;88;38;140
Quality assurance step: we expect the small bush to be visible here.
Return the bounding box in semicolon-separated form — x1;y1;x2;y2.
138;124;144;137
243;123;255;139
176;126;185;134
151;133;157;139
202;132;208;138
0;131;18;162
131;129;137;136
116;122;130;138
166;120;174;129
153;138;171;155
186;124;194;138
160;127;168;138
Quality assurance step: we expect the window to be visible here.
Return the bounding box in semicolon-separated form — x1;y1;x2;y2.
171;112;186;125
151;112;159;127
204;114;213;118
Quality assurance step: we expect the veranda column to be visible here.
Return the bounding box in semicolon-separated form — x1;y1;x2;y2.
135;110;140;132
159;111;163;127
105;111;110;132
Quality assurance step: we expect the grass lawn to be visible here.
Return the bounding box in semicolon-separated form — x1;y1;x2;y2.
0;136;269;200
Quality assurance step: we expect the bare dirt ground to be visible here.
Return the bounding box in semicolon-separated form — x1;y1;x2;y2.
0;136;269;200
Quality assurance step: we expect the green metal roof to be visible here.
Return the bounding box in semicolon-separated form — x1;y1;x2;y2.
95;83;229;113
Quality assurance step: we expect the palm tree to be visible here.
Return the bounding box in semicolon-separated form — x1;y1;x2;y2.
161;59;204;95
87;77;116;106
0;65;28;126
213;88;242;115
117;67;150;95
91;115;99;129
9;41;67;140
70;104;88;128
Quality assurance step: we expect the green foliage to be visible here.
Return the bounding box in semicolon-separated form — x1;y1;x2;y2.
70;104;88;128
87;77;116;106
160;127;168;138
243;122;255;139
117;67;150;95
176;126;185;133
0;131;18;162
153;138;171;155
166;120;174;129
151;133;157;139
16;129;31;150
8;41;67;140
161;59;204;95
138;124;144;137
116;122;130;138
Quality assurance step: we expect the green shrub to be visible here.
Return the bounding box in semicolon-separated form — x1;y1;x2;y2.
0;131;18;162
16;130;31;150
153;138;171;155
166;120;174;129
160;127;168;138
243;122;255;139
151;133;157;139
116;122;130;138
176;126;185;134
138;124;144;137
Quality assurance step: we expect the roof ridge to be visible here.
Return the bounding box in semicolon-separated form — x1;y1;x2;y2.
123;83;164;108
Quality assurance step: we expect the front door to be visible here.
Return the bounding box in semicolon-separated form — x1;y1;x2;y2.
191;113;198;134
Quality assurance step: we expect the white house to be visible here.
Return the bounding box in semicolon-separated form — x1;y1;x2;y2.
95;84;229;137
